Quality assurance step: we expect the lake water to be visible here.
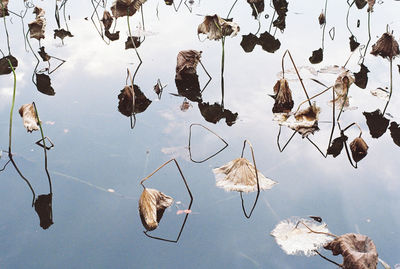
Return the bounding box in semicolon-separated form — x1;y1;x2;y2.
1;0;400;268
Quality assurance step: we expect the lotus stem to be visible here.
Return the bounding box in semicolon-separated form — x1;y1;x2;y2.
294;86;332;114
252;3;261;35
361;11;371;65
1;2;11;55
6;59;17;155
277;126;297;152
221;37;225;107
227;0;238;19
9;157;36;206
268;10;276;34
382;58;392;114
315;250;343;268
127;8;143;83
342;122;362;137
321;0;328;50
297;221;338;238
345;0;355;38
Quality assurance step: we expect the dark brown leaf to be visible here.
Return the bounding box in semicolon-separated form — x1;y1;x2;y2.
327;135;348;158
125;36;141;49
272;0;288;31
258;31;281;53
34;193;53;230
54;29;74;40
389;122;400;147
350;137;368;163
101;11;113;31
247;0;264;19
309;48;323;64
240;33;258;53
105;30;120;41
111;0;147;19
0;55;18;75
371;32;400;60
38;47;51;62
349;35;360;52
363;109;389;138
36;73;55;96
0;0;9;17
354;64;369;89
355;0;367;9
198;102;238;126
272;79;294;113
117;85;152;117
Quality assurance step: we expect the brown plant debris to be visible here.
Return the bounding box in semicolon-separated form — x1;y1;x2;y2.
327;134;348;158
272;79;294;113
272;0;288;31
371;32;400;60
125;36;141;49
363;109;389;138
350;35;360;52
318;12;326;26
19;104;39;132
0;55;18;75
355;0;367;9
247;0;264;19
324;233;378;269
197;14;240;41
105;30;120;41
350;137;368;163
354;64;369;89
180;99;192;112
198;102;238;126
176;50;202;78
389;122;400;147
138;188;173;231
0;0;9;17
309;48;323;64
258;31;281;53
111;0;147;19
28;7;46;40
34;194;53;230
117;85;152;116
367;0;375;12
54;29;74;41
38;47;51;62
240;33;259;53
101;11;113;31
36;73;55;96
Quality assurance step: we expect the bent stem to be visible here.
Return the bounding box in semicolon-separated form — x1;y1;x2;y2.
252;3;261;35
127;9;143;83
321;0;328;50
315;250;343;268
281;50;312;107
277;126;297;152
382;59;392;114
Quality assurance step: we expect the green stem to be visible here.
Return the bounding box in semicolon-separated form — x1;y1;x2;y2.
7;59;17;155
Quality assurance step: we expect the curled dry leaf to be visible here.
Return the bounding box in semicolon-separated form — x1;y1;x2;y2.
279;103;321;138
0;0;9;17
389;122;400;147
272;78;294;113
28;7;46;40
371;32;400;60
327;134;348;158
363;109;389;138
272;0;288;31
271;218;334;257
36;73;55;96
247;0;264;19
198;102;238;126
54;29;74;41
367;0;375;12
0;55;18;75
38;47;51;62
105;30;120;41
258;31;281;53
240;33;258;53
324;233;378;269
355;0;367;9
350;137;368;163
139;188;173;231
111;0;147;19
197;14;240;41
175;50;202;102
309;48;323;64
101;11;113;31
117;85;152;116
34;193;53;230
354;64;369;89
19;104;39;132
176;50;202;78
318;12;326;26
125;36;141;49
350;35;360;52
213;157;277;193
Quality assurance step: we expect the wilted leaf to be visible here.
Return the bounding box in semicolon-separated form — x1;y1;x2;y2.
54;29;73;40
0;55;18;75
271;217;334;257
363;109;389;138
370;87;389;101
272;78;294;113
350;137;368;163
111;0;147;19
28;7;46;40
258;31;281;53
117;85;152;116
349;35;360;52
197;14;240;41
38;47;51;62
198;102;238;126
334;70;355;97
355;0;367;9
105;30;120;41
247;0;264;19
367;0;375;12
176;50;202;77
139;188;173;231
125;36;141;49
318;13;325;26
175;73;202;102
272;0;288;31
279;103;321;138
371;32;400;60
0;0;9;17
354;64;369;89
389;122;400;147
101;11;113;31
36;73;55;96
324;233;378;269
213;157;277;193
19;104;39;132
34;193;53;230
309;48;323;64
240;33;258;53
327;135;348;157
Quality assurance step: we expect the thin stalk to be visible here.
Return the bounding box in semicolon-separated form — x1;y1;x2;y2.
277;126;297;152
199;60;212;93
346;0;355;37
268;11;276;33
321;0;328;50
127;10;142;83
221;37;225;107
9;157;36;206
226;0;238;18
252;3;261;35
294;86;332;114
298;221;337;238
315;251;343;268
1;1;11;55
7;58;17;155
382;59;392;114
361;11;371;65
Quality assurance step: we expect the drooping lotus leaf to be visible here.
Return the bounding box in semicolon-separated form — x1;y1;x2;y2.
324;233;378;269
198;102;238;126
0;55;18;75
139;188;173;231
272;0;288;31
350;137;368;163
28;7;46;40
110;0;147;19
0;0;9;17
117;85;152;117
247;0;264;19
318;13;325;26
309;48;323;64
272;78;294;113
371;32;400;60
279;103;320;138
176;50;202;78
54;29;74;40
175;73;202;102
125;36;141;49
34;193;53;230
240;33;258;53
389;122;400;147
105;30;120;41
258;31;281;53
350;35;360;52
355;0;367;9
354;64;369;89
363;109;389;138
101;11;113;31
36;73;56;96
213;157;277;193
38;47;51;62
334;70;355;97
19;104;39;132
197;14;240;41
327;135;348;158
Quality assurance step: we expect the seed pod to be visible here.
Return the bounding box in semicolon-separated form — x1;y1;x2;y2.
350;137;368;163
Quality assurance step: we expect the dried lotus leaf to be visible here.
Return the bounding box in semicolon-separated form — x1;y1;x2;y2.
19;104;39;132
139;188;173;231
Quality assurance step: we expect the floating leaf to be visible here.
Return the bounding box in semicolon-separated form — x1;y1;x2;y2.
213;157;276;193
110;0;147;19
349;35;360;52
198;102;238;126
309;48;323;64
258;31;281;53
175;73;202;102
324;233;378;269
139;188;173;231
389;122;400;147
280;103;321;138
371;32;400;60
354;64;369;89
36;73;55;96
327;135;348;157
271;218;334;257
19;104;39;132
363;109;389;138
0;55;18;75
350;137;368;163
240;33;258;53
54;29;74;41
272;78;294;113
28;7;46;40
334;70;355;98
197;14;240;41
34;194;53;230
